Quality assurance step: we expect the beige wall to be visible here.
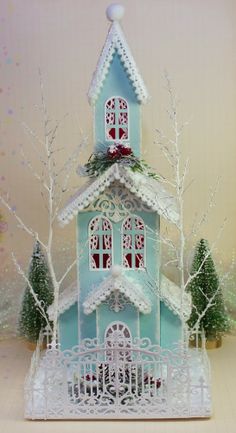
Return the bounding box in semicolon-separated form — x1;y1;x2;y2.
1;0;236;295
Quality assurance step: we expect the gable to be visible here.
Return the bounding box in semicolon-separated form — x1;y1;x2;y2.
58;164;179;227
83;272;151;315
84;182;157;223
100;51;138;103
88;21;149;106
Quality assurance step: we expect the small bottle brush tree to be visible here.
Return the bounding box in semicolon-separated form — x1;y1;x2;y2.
187;239;229;342
19;241;54;343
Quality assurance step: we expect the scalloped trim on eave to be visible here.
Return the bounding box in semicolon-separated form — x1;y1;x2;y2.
87;21;149;106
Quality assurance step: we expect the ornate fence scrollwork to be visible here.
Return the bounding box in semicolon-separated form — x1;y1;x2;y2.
24;337;211;419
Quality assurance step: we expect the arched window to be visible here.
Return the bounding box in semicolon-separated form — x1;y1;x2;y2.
105;96;129;141
105;322;131;361
89;216;112;270
122;216;145;269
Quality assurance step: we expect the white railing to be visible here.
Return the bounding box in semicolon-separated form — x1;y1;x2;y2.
24;337;211;419
188;328;207;350
42;325;52;347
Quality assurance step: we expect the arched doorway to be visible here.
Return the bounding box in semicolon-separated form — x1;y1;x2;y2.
105;322;131;361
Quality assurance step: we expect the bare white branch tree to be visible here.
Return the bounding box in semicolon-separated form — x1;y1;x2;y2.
155;72;225;340
0;71;86;343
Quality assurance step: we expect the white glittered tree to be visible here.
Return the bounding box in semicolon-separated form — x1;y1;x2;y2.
0;72;86;344
152;73;228;344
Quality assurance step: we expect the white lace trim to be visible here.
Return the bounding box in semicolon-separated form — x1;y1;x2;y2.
87;21;149;105
47;281;78;320
83;274;151;315
58;164;179;227
85;183;153;222
50;274;191;321
160;274;191;320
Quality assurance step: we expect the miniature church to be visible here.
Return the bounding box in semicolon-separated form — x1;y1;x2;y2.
50;4;191;352
26;4;211;420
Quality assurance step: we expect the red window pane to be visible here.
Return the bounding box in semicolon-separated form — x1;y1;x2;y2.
135;253;144;268
106;127;116;140
124;253;132;268
91;254;99;269
119;127;128;140
103;254;111;269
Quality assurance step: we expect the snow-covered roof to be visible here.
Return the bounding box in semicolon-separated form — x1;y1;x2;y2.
160;274;191;320
83;272;151;315
48;274;191;321
87;20;149;105
58;164;179;227
48;281;77;321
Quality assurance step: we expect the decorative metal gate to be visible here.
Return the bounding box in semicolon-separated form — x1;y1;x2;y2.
24;337;211;419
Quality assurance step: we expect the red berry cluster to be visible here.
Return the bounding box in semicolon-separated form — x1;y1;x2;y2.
107;143;132;159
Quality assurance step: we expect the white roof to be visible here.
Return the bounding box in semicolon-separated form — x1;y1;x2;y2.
48;274;191;321
160;274;191;320
58;164;179;226
87;21;149;105
83;273;151;315
48;281;77;320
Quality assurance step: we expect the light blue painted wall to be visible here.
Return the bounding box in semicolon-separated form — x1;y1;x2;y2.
77;206;160;345
59;205;183;351
58;299;183;350
160;302;182;349
94;51;141;156
59;303;78;351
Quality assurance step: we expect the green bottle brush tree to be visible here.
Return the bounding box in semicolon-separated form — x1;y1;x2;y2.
187;238;230;345
19;241;54;344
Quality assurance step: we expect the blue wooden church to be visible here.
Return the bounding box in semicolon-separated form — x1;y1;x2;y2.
52;4;191;352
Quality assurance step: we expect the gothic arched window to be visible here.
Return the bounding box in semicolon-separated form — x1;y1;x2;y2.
89;216;112;270
122;216;145;269
105;96;129;142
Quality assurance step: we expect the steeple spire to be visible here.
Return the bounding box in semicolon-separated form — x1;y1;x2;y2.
88;4;149;106
88;4;149;156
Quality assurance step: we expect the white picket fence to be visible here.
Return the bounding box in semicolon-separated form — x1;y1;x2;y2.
24;335;211;419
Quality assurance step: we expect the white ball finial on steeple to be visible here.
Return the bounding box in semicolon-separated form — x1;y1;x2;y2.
106;4;125;22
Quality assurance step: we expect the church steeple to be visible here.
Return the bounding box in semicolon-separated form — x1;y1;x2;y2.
88;4;149;157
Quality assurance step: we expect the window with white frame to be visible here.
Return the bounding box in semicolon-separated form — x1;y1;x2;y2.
89;216;112;270
122;216;145;269
105;322;131;361
105;96;129;141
